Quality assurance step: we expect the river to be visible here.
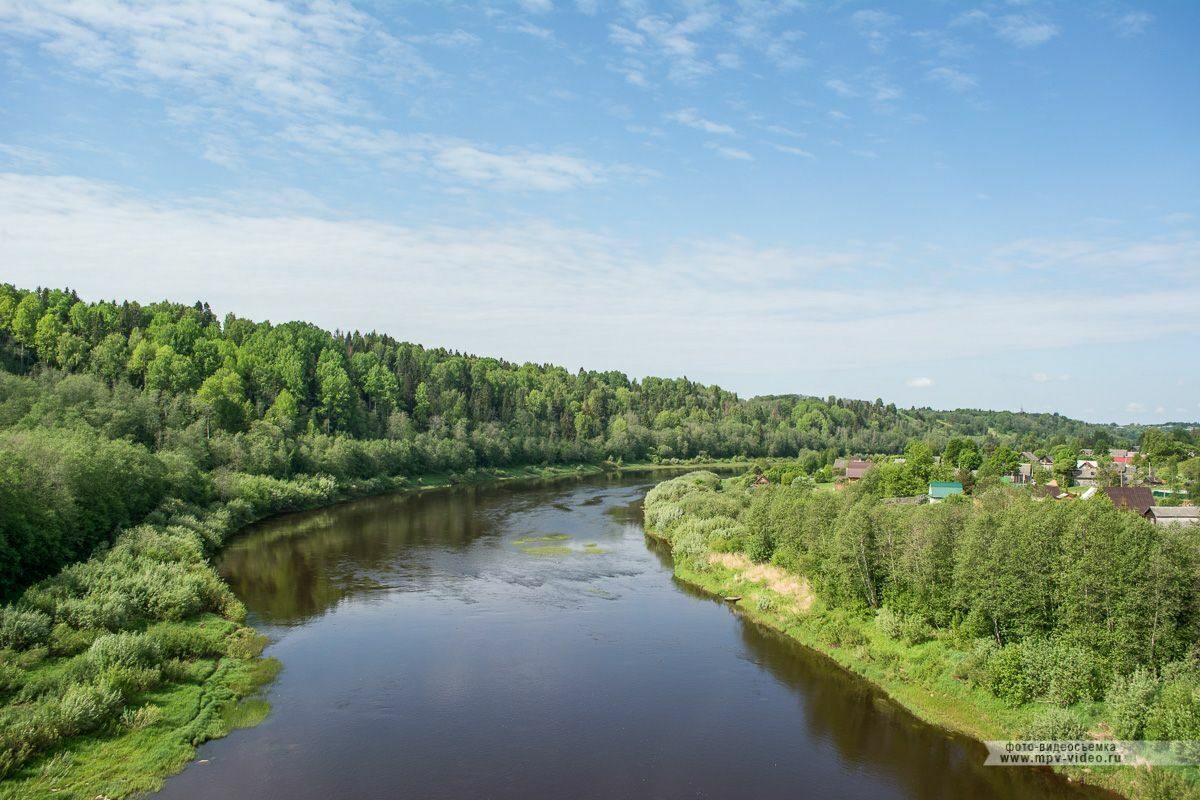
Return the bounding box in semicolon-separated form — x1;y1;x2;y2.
156;473;1108;799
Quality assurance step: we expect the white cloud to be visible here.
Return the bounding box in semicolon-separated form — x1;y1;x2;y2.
667;108;735;135
825;78;857;97
711;145;753;161
773;144;815;159
995;15;1060;47
851;9;899;53
1108;11;1152;36
907;377;934;388
1126;402;1146;413
407;29;480;48
0;143;53;168
519;0;554;14
926;66;977;93
280;124;613;192
0;0;430;115
955;10;1059;48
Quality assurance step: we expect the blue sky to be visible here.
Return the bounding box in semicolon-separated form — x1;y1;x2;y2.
0;1;1196;424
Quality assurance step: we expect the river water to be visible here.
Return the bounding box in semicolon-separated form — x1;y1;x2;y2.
156;474;1108;800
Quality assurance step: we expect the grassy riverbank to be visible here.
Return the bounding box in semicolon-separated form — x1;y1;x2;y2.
644;471;1200;800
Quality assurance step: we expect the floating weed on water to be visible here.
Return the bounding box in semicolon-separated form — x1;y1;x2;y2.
520;545;574;557
513;534;572;544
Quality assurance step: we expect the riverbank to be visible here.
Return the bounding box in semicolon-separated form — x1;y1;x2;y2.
643;472;1196;800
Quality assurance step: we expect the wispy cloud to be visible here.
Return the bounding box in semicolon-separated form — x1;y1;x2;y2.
773;144;815;159
280;124;615;192
825;78;857;97
0;0;431;115
1106;10;1153;37
956;10;1060;48
907;377;934;388
0;143;53;169
667;108;736;135
710;145;753;161
851;9;899;54
926;65;977;93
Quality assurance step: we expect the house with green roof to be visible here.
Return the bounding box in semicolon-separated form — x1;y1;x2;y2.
928;481;964;503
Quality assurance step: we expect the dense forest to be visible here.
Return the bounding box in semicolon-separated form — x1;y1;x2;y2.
645;471;1200;797
0;284;1163;597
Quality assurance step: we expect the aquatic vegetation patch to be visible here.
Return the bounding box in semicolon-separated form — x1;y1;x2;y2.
520;545;575;557
513;534;572;544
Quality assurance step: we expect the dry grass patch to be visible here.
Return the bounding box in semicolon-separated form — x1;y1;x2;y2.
707;553;815;612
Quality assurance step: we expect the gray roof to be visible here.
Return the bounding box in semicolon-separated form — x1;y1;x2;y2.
1148;507;1200;518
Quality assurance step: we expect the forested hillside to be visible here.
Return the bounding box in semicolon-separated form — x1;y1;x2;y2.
0;284;1137;595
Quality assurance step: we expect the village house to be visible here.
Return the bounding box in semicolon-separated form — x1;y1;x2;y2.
1021;451;1054;470
928;481;964;503
844;460;873;481
1109;448;1135;466
1074;460;1100;487
1144;507;1200;527
1103;486;1155;516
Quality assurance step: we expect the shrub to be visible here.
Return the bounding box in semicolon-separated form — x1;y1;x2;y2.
745;528;773;563
1143;678;1200;742
756;594;777;613
87;632;163;671
819;610;867;648
953;638;997;688
54;681;122;737
121;703;163;730
1021;707;1086;741
0;607;52;650
1106;668;1160;739
1045;643;1102;706
670;528;707;562
898;614;931;646
875;606;903;640
147;622;227;659
48;623;102;656
988;645;1031;706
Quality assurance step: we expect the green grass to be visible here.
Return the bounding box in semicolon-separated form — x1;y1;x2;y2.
513;534;572;544
0;619;279;800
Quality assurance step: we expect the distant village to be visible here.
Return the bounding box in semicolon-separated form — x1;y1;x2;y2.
832;447;1199;528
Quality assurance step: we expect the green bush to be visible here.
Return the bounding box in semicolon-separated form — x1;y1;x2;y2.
875;606;903;640
987;644;1030;706
86;631;163;671
1106;667;1160;739
953;637;997;688
0;606;51;650
54;681;122;737
745;527;773;563
48;622;102;656
898;614;930;646
1020;706;1087;740
1143;678;1200;741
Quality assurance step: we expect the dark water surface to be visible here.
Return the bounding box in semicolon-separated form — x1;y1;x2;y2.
157;475;1107;800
